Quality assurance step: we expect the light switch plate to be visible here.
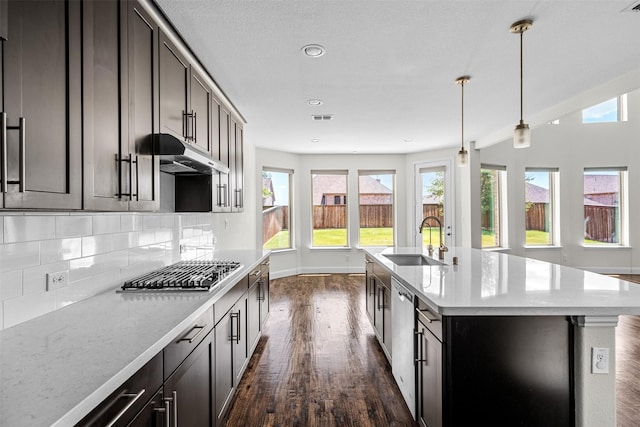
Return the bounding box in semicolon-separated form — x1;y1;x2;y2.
591;347;609;374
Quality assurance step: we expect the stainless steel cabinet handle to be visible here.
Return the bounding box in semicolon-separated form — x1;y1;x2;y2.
257;279;265;301
1;114;26;192
250;269;261;277
223;183;228;207
1;112;7;193
230;312;238;342
415;330;427;364
178;324;206;343
172;391;178;427
193;111;197;143
416;308;439;323
236;310;242;343
104;388;146;427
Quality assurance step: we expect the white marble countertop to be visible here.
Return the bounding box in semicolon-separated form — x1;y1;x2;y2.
365;247;640;316
0;249;269;427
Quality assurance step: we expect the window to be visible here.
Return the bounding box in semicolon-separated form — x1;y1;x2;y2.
582;94;628;123
419;166;445;248
358;170;395;247
583;167;628;246
262;168;293;250
311;170;348;247
481;165;507;249
525;168;559;246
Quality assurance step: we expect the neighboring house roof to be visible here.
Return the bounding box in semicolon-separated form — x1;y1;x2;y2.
359;176;392;195
525;182;549;203
584;175;618;195
584;198;612;207
312;174;347;204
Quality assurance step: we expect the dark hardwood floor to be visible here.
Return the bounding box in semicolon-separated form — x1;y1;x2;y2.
223;274;418;427
224;273;640;426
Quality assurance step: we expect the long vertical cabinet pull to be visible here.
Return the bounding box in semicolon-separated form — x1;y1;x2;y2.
230;312;239;342
257;279;265;301
0;113;27;192
415;329;426;364
164;390;178;427
1;112;7;193
235;310;242;343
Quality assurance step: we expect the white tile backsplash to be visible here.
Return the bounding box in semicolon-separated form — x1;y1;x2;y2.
4;216;55;243
0;213;217;330
55;216;93;238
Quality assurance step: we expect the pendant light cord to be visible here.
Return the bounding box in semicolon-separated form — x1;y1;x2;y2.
461;80;465;150
520;30;524;123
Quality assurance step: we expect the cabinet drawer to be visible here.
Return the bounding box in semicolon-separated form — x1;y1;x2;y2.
260;257;270;276
164;308;214;379
76;353;162;427
416;300;443;342
214;275;249;325
248;265;262;288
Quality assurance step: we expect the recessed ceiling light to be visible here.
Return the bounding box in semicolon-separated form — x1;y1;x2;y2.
307;99;323;106
310;138;320;143
301;44;326;58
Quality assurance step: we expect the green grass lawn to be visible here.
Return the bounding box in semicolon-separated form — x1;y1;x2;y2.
263;230;290;249
525;230;551;245
482;230;498;248
359;228;393;246
265;227;444;248
313;228;348;246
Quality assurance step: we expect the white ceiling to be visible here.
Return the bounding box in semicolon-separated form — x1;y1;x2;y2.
155;0;640;154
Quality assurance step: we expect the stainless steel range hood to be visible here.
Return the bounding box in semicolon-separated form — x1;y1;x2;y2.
154;133;229;175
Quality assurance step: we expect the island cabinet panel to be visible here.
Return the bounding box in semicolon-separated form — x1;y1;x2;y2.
1;0;81;209
259;258;271;326
416;313;574;427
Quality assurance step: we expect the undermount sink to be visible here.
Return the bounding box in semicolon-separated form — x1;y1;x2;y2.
383;253;445;266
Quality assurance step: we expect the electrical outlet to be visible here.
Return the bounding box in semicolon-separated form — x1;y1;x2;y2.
591;347;609;374
46;271;69;291
224;219;229;230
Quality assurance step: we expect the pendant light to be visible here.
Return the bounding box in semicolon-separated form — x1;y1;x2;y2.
510;19;533;149
455;76;470;167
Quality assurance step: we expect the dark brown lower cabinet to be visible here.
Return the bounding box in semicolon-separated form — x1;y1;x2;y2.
163;330;213;427
416;314;574;427
128;389;165;427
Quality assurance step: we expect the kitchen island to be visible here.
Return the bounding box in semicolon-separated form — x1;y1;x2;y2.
0;249;269;427
365;246;640;427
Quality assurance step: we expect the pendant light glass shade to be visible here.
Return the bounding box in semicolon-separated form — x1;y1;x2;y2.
510;19;533;149
455;76;470;167
456;147;468;167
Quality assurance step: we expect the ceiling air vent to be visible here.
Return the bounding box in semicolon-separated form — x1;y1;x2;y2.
622;1;640;12
312;114;333;121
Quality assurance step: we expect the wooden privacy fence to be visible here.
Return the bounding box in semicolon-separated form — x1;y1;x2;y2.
262;206;289;243
526;203;548;231
311;204;443;229
584;205;617;242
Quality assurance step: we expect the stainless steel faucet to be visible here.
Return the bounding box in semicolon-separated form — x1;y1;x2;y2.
418;216;448;260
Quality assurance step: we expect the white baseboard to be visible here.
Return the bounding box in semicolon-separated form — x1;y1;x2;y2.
269;266;365;279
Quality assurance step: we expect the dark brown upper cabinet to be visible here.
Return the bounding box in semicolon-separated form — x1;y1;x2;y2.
159;31;213;156
82;0;159;211
1;0;82;209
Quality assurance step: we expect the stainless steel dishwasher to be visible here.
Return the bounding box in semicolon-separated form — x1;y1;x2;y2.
391;277;416;418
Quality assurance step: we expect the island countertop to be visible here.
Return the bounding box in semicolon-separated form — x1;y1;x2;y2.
0;249;269;427
365;247;640;316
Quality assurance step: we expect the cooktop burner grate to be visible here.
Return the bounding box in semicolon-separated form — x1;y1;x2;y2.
120;260;240;291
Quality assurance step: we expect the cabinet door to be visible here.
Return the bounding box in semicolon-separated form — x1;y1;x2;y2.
164;332;212;427
259;268;270;327
190;69;212;154
82;0;128;210
232;123;244;212
417;323;442;427
382;284;392;353
374;278;384;340
365;272;376;323
2;0;81;209
233;296;248;384
127;0;159;210
159;32;189;140
214;312;234;423
128;389;165;427
215;106;231;212
248;281;261;353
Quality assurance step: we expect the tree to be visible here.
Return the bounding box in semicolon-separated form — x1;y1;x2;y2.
425;171;444;217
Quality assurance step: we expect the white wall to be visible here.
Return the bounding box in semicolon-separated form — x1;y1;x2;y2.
479;89;640;273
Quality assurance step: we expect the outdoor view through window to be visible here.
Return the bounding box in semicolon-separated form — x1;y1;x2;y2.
525;169;556;246
262;169;292;250
420;167;445;248
583;168;625;245
312;171;348;247
358;172;395;246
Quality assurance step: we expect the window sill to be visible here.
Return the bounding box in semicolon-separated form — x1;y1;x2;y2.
524;245;562;250
309;247;351;251
266;248;297;254
582;244;632;249
482;247;510;252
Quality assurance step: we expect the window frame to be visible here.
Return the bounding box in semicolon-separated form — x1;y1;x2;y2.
357;170;396;248
261;167;294;251
581;94;628;124
480;164;508;250
583;167;629;247
310;169;349;248
524;168;560;247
